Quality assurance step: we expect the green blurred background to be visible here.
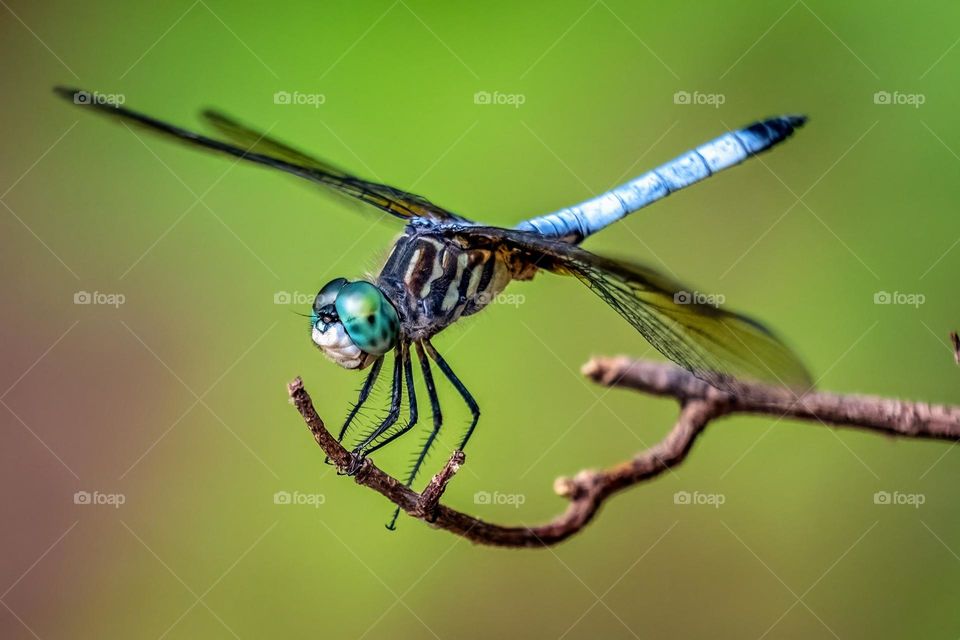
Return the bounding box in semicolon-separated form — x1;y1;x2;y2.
3;1;960;637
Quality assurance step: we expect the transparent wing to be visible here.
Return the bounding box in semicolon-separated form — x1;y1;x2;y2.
445;225;813;391
560;254;814;391
200;110;467;221
201;109;352;176
54;87;468;223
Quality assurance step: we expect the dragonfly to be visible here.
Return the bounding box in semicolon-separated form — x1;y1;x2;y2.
55;87;813;528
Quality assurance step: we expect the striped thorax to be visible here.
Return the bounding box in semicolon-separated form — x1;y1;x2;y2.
377;229;513;339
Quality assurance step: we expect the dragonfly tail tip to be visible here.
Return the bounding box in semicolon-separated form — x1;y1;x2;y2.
785;114;808;128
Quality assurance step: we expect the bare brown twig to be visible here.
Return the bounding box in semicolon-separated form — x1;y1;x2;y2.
287;347;960;548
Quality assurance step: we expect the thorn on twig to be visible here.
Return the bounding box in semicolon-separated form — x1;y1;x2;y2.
552;471;593;500
414;450;465;521
951;331;959;366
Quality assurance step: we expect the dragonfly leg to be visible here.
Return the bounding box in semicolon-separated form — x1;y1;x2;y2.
347;344;404;472
357;343;419;457
326;355;384;465
424;339;480;451
387;341;443;530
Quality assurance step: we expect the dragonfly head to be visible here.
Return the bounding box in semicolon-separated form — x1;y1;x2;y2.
310;278;400;370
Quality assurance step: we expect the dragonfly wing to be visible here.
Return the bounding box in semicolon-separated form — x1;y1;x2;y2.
443;225;813;391
202;109;351;176
200;110;468;221
54;87;468;223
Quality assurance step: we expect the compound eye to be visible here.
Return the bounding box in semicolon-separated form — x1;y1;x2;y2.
335;281;400;356
313;277;348;314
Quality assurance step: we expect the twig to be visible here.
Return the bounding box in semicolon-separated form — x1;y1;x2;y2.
951;330;959;365
414;451;465;520
287;347;960;548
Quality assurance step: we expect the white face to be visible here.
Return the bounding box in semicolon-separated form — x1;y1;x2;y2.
311;321;376;370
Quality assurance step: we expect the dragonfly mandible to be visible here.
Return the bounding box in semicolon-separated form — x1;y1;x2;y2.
55;87;812;528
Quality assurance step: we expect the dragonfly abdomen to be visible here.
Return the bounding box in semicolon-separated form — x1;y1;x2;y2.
516;115;807;242
378;233;510;338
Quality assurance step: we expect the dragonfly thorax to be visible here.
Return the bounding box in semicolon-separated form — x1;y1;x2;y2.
310;278;400;369
376;231;513;340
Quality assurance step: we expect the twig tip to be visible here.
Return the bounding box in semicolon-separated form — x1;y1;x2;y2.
580;358;601;379
287;376;304;396
553;476;575;498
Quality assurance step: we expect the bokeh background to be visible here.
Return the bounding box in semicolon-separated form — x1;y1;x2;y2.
3;1;960;637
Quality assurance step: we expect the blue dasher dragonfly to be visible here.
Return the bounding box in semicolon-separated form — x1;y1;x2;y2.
56;87;812;527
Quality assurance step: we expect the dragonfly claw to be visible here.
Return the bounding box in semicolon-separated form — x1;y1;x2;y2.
344;452;367;476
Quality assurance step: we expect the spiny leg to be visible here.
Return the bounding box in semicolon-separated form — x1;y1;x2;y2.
327;355;384;465
406;342;443;479
387;341;443;530
361;343;419;458
337;355;384;443
424;339;480;451
349;343;405;463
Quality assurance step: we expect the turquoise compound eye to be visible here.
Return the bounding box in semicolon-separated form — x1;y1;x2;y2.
314;277;347;315
335;281;400;355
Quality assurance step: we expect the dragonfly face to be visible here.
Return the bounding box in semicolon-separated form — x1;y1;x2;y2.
311;278;400;370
